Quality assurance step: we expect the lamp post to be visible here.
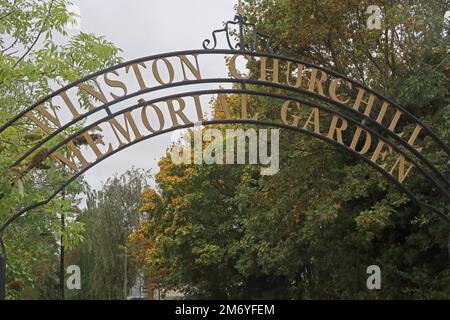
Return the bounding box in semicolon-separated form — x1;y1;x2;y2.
60;207;65;300
124;246;128;300
59;163;68;301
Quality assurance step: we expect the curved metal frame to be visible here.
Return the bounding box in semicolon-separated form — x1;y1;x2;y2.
1;88;449;237
7;77;450;192
1;51;447;204
1;49;448;157
10;87;450;202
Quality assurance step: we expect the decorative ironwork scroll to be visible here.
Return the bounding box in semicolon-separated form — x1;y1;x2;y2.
202;2;276;52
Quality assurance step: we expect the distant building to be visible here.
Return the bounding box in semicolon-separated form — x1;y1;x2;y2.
128;274;184;300
127;274;147;300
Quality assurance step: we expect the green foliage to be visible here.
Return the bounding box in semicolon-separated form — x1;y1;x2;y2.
0;0;122;299
67;169;150;300
130;0;450;299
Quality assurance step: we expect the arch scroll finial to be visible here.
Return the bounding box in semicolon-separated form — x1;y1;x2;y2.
202;1;277;53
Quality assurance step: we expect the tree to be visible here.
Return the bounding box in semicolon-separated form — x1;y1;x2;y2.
67;169;150;300
129;0;449;299
0;0;122;299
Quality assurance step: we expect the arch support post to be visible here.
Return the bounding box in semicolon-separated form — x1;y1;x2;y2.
0;253;5;300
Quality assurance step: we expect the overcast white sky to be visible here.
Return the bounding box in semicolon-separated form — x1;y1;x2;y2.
66;0;238;190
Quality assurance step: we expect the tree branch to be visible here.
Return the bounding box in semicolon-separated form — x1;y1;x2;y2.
0;10;13;21
2;37;19;54
0;0;21;22
12;0;54;69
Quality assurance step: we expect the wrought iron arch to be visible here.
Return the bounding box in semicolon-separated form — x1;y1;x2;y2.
2;49;449;156
4;75;449;196
1;88;448;234
0;50;448;199
1;5;449;300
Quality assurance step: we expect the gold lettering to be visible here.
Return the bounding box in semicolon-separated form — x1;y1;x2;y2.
58;91;80;118
52;141;89;173
353;88;376;116
108;112;143;146
166;98;193;127
125;62;149;90
281;100;302;126
104;70;128;100
141;104;165;133
388;109;404;137
308;68;328;96
327;116;348;144
259;57;279;83
152;58;175;85
240;94;258;120
350;127;372;155
406;125;423;149
329;79;352;104
389;155;415;183
229;54;251;80
303;108;321;134
286;61;305;88
374;103;405;137
191;95;206;122
79;126;113;159
370;141;393;169
179;55;202;80
214;92;232;119
77;78;108;105
373;101;388;124
26;104;62;134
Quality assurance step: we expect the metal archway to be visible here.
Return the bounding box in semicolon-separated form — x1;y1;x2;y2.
1;9;449;300
1;78;448;220
1;87;449;228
